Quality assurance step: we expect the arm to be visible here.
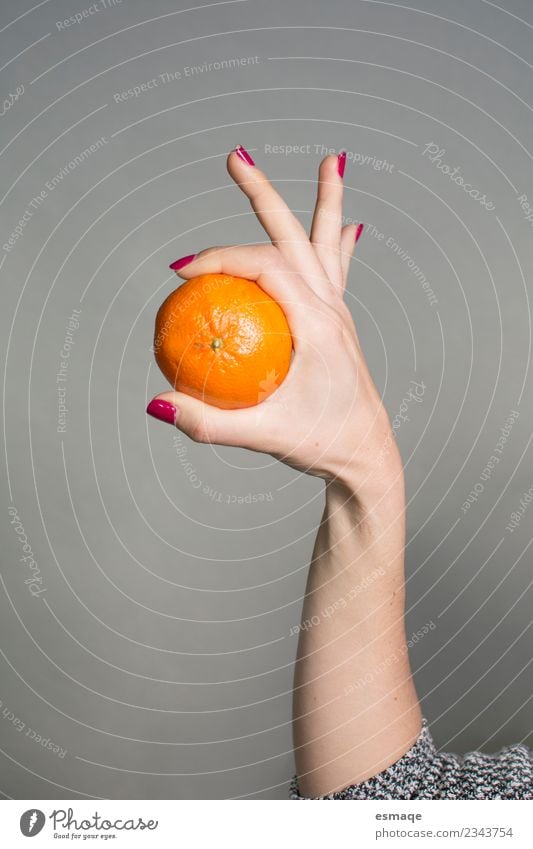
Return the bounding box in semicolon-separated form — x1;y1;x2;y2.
293;468;422;797
147;145;422;797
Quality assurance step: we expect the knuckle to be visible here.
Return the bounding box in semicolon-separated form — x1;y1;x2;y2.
259;246;282;274
331;321;346;344
189;420;211;444
316;305;346;342
196;245;224;262
315;203;339;227
250;180;272;207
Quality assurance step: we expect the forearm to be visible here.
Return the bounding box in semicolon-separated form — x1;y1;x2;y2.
292;459;422;797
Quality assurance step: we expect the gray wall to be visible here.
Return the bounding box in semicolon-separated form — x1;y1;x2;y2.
1;0;532;800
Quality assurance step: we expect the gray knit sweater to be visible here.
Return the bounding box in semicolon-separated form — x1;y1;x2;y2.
290;719;533;799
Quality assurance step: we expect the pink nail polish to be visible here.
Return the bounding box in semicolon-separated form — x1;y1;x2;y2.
337;151;347;178
169;254;195;272
355;223;364;243
146;399;177;425
234;145;255;166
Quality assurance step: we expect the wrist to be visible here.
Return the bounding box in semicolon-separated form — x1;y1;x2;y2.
324;398;404;498
323;452;406;576
329;440;405;514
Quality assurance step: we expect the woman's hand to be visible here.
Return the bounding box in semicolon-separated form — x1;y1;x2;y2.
148;147;420;796
148;145;399;500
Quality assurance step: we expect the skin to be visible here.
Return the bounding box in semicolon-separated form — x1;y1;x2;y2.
150;149;423;798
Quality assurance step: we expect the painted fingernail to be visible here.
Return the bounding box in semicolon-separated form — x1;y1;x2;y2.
169;254;196;272
355;223;364;243
146;399;177;425
337;151;347;178
234;144;255;166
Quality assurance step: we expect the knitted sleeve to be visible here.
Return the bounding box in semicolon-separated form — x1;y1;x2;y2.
290;719;533;800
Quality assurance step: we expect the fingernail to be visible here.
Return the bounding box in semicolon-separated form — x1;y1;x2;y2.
337;151;347;178
355;223;364;243
169;254;195;272
146;399;177;425
234;144;255;166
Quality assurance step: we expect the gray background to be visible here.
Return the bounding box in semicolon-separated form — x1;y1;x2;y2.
1;0;532;800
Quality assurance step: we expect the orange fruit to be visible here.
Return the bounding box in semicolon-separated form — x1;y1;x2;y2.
153;273;292;409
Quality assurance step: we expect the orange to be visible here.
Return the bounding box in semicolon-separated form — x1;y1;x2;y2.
153;273;293;409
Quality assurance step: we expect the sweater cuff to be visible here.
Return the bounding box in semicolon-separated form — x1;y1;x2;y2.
290;718;435;799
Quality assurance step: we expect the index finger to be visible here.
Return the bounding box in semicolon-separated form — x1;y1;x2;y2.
227;146;330;297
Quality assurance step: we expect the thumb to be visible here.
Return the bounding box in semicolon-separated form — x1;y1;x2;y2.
146;390;258;448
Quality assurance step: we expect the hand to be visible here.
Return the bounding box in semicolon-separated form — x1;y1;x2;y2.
148;146;400;498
